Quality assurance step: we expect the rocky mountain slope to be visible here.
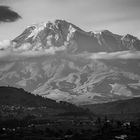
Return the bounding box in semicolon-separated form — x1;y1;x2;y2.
0;19;140;105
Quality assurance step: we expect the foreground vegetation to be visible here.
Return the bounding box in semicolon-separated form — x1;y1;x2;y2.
0;86;140;139
1;113;140;140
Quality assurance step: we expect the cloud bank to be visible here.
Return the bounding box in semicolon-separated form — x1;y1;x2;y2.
0;43;67;61
1;50;140;62
0;40;11;49
89;51;140;60
0;40;140;61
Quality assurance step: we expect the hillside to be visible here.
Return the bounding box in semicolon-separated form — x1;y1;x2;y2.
82;97;140;115
0;86;81;112
0;86;56;107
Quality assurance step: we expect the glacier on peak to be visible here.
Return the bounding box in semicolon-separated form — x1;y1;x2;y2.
27;22;47;39
67;25;77;41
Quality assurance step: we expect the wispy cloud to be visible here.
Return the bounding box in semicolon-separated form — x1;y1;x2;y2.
0;40;11;49
0;43;66;61
89;51;140;60
1;49;140;63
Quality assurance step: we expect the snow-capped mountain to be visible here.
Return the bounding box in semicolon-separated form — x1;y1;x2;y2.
0;19;140;105
12;19;140;52
13;20;84;52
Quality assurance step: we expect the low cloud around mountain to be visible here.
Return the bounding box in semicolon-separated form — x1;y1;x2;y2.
0;43;67;61
89;51;140;60
0;40;11;49
1;47;140;62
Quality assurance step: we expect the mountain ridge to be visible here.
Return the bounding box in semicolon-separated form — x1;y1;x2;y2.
10;19;140;52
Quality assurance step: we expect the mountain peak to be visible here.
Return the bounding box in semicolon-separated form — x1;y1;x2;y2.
26;19;71;32
11;19;140;52
91;30;113;35
121;34;140;50
122;34;138;41
13;19;79;50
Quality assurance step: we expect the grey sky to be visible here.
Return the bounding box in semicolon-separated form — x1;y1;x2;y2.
0;0;140;40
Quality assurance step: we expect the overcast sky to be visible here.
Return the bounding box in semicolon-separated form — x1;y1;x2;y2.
0;0;140;41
